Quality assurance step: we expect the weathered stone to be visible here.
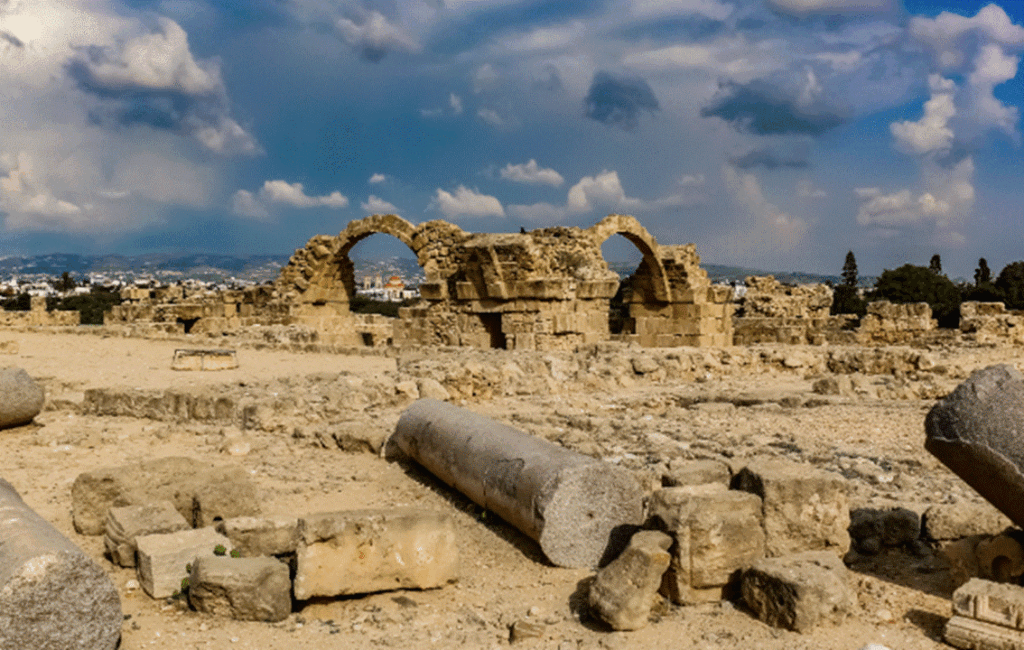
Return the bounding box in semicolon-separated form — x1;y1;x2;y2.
975;534;1024;583
188;556;291;622
848;507;920;555
588;530;672;630
943;536;986;589
104;501;190;568
953;577;1024;630
732;459;850;557
926;365;1024;530
216;516;300;557
742;551;853;632
135;527;232;599
924;503;1014;541
0;367;44;429
71;457;258;535
509;620;546;643
191;475;260;527
0;477;122;650
293;508;458;600
945;615;1024;650
648;484;765;604
171;349;238;371
392;399;644;569
416;378;450;401
661;459;731;488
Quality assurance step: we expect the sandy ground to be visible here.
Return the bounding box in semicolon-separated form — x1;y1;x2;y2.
2;328;1023;650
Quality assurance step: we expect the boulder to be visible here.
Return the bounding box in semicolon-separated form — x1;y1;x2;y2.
925;365;1024;529
588;530;672;631
0;368;44;429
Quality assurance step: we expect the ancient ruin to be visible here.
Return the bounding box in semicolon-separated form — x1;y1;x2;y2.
107;214;733;349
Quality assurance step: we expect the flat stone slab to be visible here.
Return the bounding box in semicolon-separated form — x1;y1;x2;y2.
293;508;458;600
946;616;1024;650
172;349;238;371
926;365;1024;529
217;516;300;557
953;577;1024;630
104;501;190;568
136;527;232;599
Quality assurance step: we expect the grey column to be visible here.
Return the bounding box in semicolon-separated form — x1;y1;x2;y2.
392;399;644;568
0;478;122;650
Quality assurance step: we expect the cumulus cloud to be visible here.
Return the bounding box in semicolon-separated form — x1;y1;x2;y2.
232;180;348;218
66;17;259;156
335;10;420;62
500;160;564;186
509;170;703;223
796;179;827;199
701;72;845;136
449;93;463;115
890;75;956;156
477;108;505;127
369;173;387;184
583;71;659;131
721;165;809;256
628;0;733;21
362;195;399;214
434;186;505;219
0;152;84;229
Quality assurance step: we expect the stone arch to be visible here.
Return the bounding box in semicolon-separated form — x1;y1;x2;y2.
587;214;670;303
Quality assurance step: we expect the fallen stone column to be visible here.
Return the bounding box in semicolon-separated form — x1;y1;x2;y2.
392;399;644;568
925;365;1024;529
0;477;122;650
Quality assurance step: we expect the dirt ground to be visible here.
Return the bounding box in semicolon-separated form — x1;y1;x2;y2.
3;328;1022;650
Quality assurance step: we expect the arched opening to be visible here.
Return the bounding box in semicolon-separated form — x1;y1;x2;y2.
344;232;423;313
601;235;644;335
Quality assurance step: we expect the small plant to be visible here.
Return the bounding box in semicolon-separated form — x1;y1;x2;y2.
213;544;227;556
230;548;241;558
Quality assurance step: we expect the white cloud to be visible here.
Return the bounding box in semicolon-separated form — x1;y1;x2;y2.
854;155;974;234
507;202;566;223
369;173;387;184
628;0;733;21
567;170;643;214
260;180;348;208
335;10;420;61
890;74;956;156
449;93;463;115
231;189;269;220
910;4;1024;73
796;179;827;199
0;152;83;229
766;0;895;14
472;63;498;93
721;166;809;255
477;108;505;127
362;195;399;214
500;160;564;186
434;186;505;219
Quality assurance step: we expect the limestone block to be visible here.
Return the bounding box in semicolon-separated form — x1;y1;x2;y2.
648;484;765;604
732;459;850;557
953;578;1024;630
293;508;458;600
0;340;18;354
925;365;1024;529
0;368;45;429
188;556;291;622
216;516;300;557
0;477;122;650
136;527;232;599
945;616;1024;650
72;458;258;535
661;459;731;488
588;530;672;631
741;551;853;632
104;501;191;568
171;349;238;371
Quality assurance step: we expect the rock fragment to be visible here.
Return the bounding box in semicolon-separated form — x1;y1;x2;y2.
104;501;190;567
588;530;672;630
135;527;232;599
188;556;291;622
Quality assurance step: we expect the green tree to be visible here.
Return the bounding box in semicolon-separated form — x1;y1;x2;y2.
54;271;76;293
841;251;858;287
974;258;991;286
995;261;1024;310
832;251;866;316
871;263;961;328
929;254;942;275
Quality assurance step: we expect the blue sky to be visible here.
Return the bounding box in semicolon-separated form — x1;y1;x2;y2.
1;0;1023;278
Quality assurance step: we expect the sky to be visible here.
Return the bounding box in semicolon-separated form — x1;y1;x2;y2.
2;0;1023;279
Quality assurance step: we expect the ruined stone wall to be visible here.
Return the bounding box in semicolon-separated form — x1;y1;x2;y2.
0;297;80;327
732;276;846;345
856;301;936;345
959;301;1024;345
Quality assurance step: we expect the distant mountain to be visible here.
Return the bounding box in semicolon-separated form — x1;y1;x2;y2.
0;252;873;288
